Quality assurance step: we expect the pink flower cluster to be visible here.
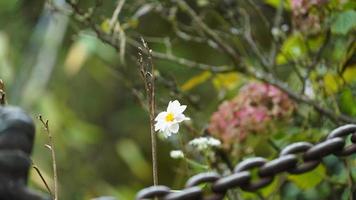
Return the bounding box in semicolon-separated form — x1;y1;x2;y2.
208;82;294;146
291;0;327;15
290;0;328;33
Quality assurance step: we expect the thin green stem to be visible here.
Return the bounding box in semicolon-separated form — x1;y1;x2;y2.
184;159;209;170
343;160;355;200
32;163;53;197
177;133;190;175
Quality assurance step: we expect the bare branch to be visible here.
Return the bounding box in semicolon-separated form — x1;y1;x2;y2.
32;162;53;197
109;0;126;33
269;0;285;66
151;50;232;73
128;37;232;72
176;1;241;68
250;70;356;124
138;38;158;186
38;115;58;200
239;8;270;71
247;0;270;29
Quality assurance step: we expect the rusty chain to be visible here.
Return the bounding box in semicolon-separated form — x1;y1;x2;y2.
136;124;356;200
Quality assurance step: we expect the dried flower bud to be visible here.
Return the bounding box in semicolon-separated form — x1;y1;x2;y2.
0;79;4;90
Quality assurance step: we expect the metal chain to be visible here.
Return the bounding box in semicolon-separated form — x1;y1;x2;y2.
136;124;356;200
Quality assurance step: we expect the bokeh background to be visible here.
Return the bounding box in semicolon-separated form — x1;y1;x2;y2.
0;0;355;199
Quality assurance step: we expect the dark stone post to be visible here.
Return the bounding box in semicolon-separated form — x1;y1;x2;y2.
0;106;49;200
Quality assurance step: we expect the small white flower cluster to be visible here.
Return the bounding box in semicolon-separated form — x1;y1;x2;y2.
189;137;221;151
170;150;184;159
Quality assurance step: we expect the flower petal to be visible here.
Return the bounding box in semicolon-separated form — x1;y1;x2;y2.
156;120;170;131
163;129;172;138
155;111;167;121
154;124;160;132
176;105;187;114
155;122;163;132
169;123;179;133
167;100;180;113
175;114;190;122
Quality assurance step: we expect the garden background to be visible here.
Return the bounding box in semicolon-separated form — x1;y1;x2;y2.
0;0;355;199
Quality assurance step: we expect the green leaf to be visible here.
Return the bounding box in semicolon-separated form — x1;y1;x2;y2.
339;88;356;116
342;189;351;200
240;177;280;199
64;34;98;76
212;72;240;91
287;165;326;190
331;10;356;35
181;71;212;91
276;33;307;64
323;73;342;94
197;0;209;7
264;0;290;10
116;139;151;180
260;177;280;198
343;65;356;83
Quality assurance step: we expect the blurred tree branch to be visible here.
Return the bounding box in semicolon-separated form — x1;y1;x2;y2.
60;0;356;124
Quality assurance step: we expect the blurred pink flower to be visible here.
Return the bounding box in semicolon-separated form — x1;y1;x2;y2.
208;82;294;146
290;0;328;33
291;0;327;14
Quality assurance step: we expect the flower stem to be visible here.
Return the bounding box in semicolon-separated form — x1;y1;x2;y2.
177;133;189;172
150;112;158;186
184;159;209;170
139;38;158;185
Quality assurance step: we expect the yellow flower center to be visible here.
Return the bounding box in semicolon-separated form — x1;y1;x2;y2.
165;113;175;122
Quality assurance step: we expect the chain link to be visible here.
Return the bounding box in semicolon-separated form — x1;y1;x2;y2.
136;124;356;200
279;142;320;174
327;124;356;156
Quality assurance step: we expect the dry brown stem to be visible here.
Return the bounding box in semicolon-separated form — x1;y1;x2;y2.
138;38;158;185
39;115;58;200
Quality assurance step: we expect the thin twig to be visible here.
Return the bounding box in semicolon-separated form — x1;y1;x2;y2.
138;38;158;185
176;0;241;68
250;69;356;124
32;162;53;197
246;0;270;29
267;138;281;152
151;50;232;73
239;8;270;71
126;38;232;73
109;0;126;33
38;115;58;200
343;160;355;200
269;0;285;66
109;0;127;63
0;79;6;105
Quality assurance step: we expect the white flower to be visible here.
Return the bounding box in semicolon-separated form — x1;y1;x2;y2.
189;137;221;151
154;100;190;138
170;150;184;159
